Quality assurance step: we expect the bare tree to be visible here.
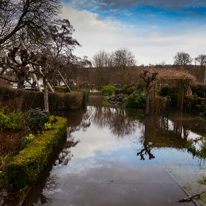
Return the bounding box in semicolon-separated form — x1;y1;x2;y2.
195;54;206;83
90;48;138;90
195;54;206;68
0;0;61;52
34;57;61;112
139;70;158;115
111;48;138;91
173;52;192;66
90;50;112;89
0;46;39;110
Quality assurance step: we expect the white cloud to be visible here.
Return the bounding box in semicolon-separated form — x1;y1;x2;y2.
61;3;206;65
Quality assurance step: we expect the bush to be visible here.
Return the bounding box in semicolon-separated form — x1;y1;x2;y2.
0;107;27;131
125;92;146;109
6;116;67;188
28;108;49;134
118;86;134;95
102;85;117;96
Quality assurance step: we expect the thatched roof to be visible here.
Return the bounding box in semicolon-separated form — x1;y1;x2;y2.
154;68;196;84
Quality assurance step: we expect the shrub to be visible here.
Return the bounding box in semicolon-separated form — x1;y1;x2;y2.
125;92;146;109
0;107;27;131
102;85;117;96
28;108;49;134
6;116;67;188
119;86;134;95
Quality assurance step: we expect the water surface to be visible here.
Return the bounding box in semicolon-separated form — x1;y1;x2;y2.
22;95;206;206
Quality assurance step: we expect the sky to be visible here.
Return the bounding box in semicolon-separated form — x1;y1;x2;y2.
61;0;206;65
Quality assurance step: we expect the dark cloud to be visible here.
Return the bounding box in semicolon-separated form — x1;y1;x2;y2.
97;0;206;10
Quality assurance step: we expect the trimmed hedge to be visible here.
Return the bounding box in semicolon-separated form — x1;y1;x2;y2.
0;84;17;102
0;85;85;112
73;89;89;106
6;116;67;188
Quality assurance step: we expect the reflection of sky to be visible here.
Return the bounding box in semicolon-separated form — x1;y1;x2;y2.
52;122;145;176
46;105;206;205
52;106;204;177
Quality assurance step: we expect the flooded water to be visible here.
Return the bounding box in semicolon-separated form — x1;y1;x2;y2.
22;95;206;206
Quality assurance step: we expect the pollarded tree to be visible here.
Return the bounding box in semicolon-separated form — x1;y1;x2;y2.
139;70;159;116
0;46;39;110
173;52;193;66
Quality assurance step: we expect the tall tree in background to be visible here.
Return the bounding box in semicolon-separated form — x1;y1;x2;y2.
90;50;112;89
195;54;206;68
173;52;192;66
195;54;206;83
111;48;138;89
0;0;61;53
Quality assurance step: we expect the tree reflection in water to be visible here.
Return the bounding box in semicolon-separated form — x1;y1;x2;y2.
86;105;193;161
90;106;141;138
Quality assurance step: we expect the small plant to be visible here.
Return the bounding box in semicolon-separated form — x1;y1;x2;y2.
44;122;52;130
28;108;49;133
0;108;27;131
26;134;35;140
125;92;146;109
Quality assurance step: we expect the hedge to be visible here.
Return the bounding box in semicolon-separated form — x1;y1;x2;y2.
6;116;67;188
0;85;85;112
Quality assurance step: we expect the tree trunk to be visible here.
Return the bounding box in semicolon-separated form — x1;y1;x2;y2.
43;79;49;112
16;77;24;111
145;90;150;116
